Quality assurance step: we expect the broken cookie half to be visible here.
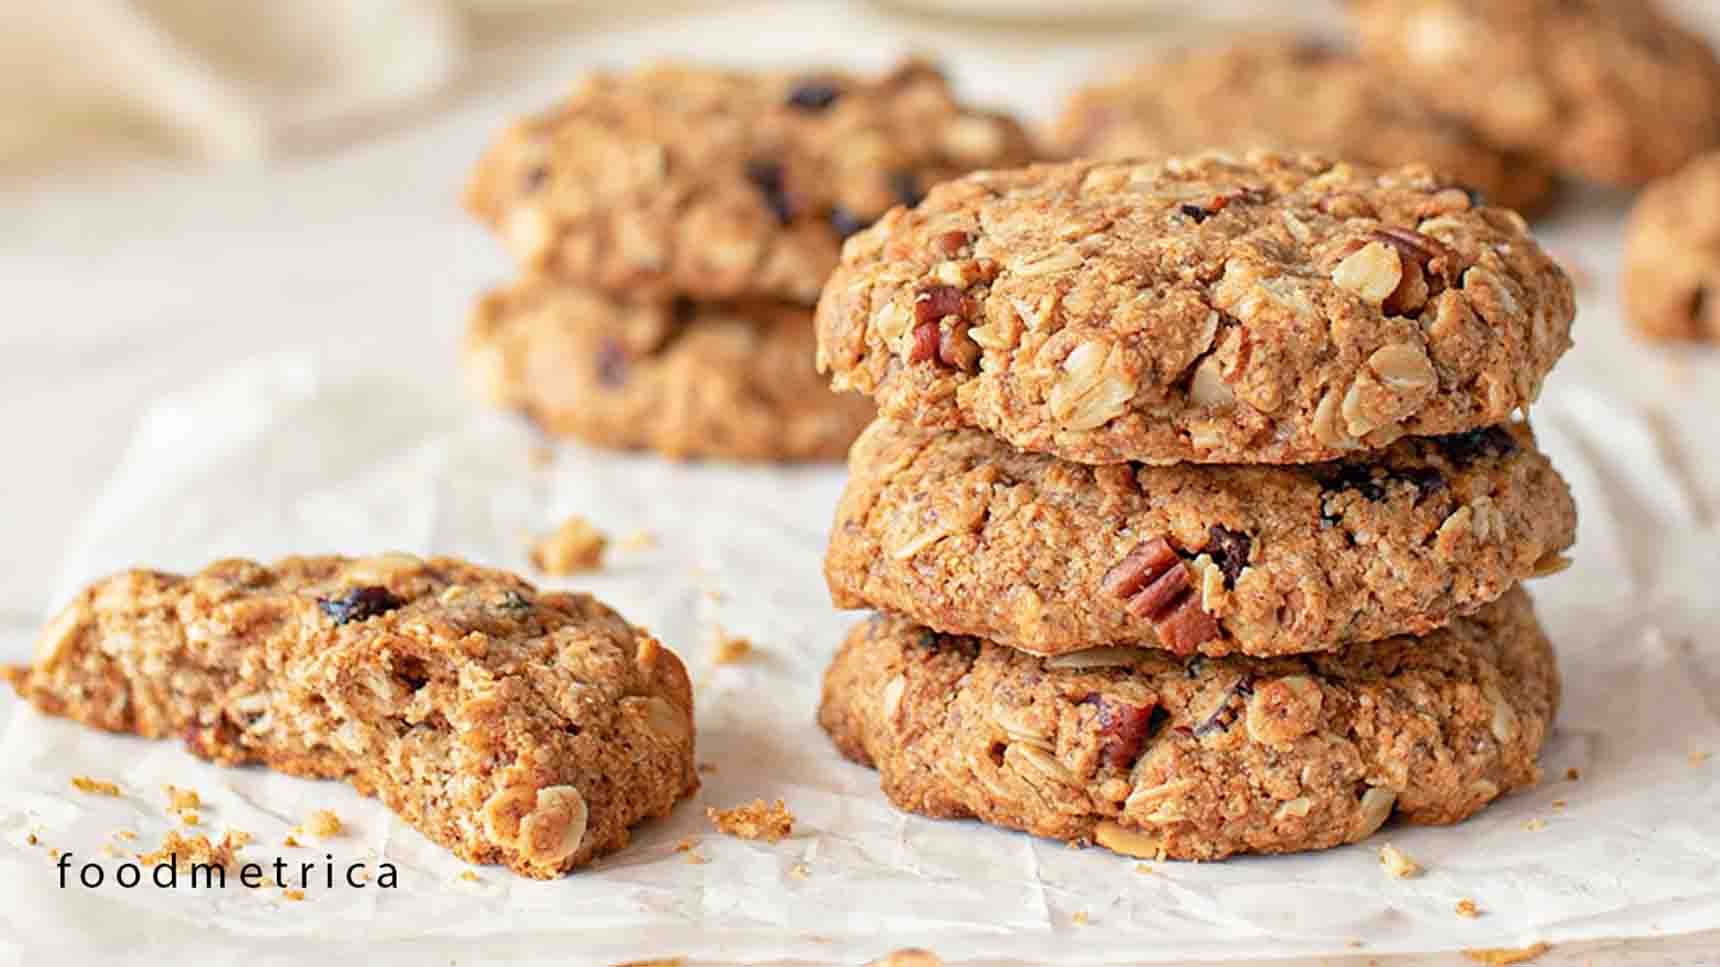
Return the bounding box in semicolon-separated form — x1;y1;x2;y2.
8;553;697;878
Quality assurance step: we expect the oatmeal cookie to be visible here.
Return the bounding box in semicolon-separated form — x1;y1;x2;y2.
7;554;697;878
827;418;1575;657
466;60;1034;304
819;588;1557;861
1352;0;1720;185
1048;35;1553;214
1624;151;1720;343
816;153;1574;465
465;278;874;461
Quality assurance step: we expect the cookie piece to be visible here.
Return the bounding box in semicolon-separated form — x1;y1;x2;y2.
1353;0;1720;185
1624;151;1720;343
819;588;1556;861
466;60;1034;304
1049;35;1553;214
828;418;1575;657
465;279;874;462
7;554;697;878
816;153;1575;465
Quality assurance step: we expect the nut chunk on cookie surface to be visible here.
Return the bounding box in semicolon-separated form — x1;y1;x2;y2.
815;153;1574;466
7;554;698;878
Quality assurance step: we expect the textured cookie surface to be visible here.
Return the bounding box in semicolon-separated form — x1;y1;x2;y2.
816;153;1574;466
1624;151;1720;343
819;589;1557;862
1353;0;1720;185
827;418;1574;657
465;279;874;461
8;554;697;878
1049;35;1553;214
467;60;1034;304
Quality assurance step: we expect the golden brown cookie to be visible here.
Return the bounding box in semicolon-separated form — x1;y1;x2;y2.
816;153;1575;466
1352;0;1720;185
464;278;874;462
827;418;1575;657
1624;150;1720;343
819;588;1557;862
467;60;1034;304
8;554;697;878
1049;35;1554;214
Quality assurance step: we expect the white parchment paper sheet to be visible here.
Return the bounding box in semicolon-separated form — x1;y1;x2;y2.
0;338;1717;965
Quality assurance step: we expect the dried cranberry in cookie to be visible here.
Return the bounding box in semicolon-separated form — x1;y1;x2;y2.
815;153;1574;465
466;60;1034;304
826;418;1575;658
818;589;1558;861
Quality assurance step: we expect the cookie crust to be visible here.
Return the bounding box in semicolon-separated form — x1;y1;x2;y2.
819;589;1557;862
467;60;1034;305
827;418;1575;657
8;555;697;878
1624;151;1720;343
1049;35;1553;214
1352;0;1720;186
465;279;874;462
816;153;1574;466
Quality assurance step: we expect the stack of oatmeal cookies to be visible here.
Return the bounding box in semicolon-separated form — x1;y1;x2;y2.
460;61;1033;461
814;151;1582;861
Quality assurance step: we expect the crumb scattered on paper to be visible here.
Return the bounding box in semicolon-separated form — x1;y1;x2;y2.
283;834;303;848
1456;898;1482;918
305;809;342;838
1523;818;1547;832
178;811;200;826
710;628;753;664
163;784;200;812
283;888;306;902
459;870;480;883
1691;750;1711;766
788;861;809;880
1379;843;1422;878
530;515;607;575
1551;798;1567;809
707;799;794;843
1072;911;1090;926
620;530;657;552
70;776;118;796
683;850;708;866
1463;943;1551;965
1566;767;1581;781
1134;863;1154;874
867;951;943;967
138;830;246;870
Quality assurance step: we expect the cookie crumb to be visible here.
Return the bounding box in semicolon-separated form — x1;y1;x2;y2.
459;870;480;883
673;838;698;852
163;784;201;812
48;848;60;858
1072;911;1090;926
530;515;608;575
179;811;201;826
867;951;943;967
683;850;709;866
1462;943;1551;965
707;799;794;843
113;829;136;841
305;809;342;838
620;530;658;552
1523;818;1547;832
283;888;306;902
223;829;253;849
139;830;244;870
1456;898;1482;918
1565;767;1581;781
1691;750;1711;767
1550;799;1567;809
70;776;119;796
26;833;37;846
283;834;303;848
1379;843;1422;878
1134;862;1154;874
788;861;810;879
528;445;555;470
710;629;753;665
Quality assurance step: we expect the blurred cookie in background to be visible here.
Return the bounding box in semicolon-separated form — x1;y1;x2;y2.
1048;35;1554;214
466;60;1035;306
464;278;875;461
1351;0;1720;186
1624;151;1720;343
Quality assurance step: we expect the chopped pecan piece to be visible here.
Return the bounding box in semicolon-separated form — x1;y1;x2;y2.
908;321;941;363
938;326;980;372
932;230;971;257
914;284;965;324
1082;695;1157;770
1100;537;1219;654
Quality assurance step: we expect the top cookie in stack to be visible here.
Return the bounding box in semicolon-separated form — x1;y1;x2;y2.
814;153;1579;860
816;153;1574;466
462;61;1034;461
